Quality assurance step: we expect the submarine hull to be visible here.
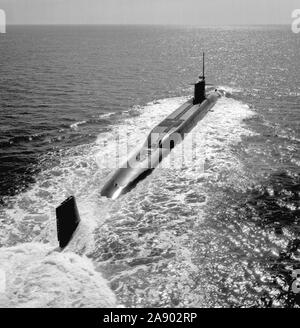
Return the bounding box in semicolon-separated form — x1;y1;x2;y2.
54;55;219;250
101;91;222;199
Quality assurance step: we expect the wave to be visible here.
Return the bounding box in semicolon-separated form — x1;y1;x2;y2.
217;85;243;97
70;121;87;130
0;114;117;148
0;133;47;147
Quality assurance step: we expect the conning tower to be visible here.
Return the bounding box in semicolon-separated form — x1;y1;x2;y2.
193;52;206;105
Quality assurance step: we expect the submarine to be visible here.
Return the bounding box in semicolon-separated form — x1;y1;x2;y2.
55;53;222;249
101;53;222;199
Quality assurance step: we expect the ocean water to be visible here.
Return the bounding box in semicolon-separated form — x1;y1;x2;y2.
0;25;299;308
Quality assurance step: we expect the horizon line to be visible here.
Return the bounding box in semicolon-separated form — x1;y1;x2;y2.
6;23;291;26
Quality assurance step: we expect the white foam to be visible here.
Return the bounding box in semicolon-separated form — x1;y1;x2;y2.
0;243;117;308
217;85;243;94
70;121;87;130
100;112;116;119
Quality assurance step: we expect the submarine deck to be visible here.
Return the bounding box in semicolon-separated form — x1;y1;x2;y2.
151;100;194;134
146;99;205;149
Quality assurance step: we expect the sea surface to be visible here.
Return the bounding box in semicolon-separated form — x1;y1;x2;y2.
0;25;299;308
